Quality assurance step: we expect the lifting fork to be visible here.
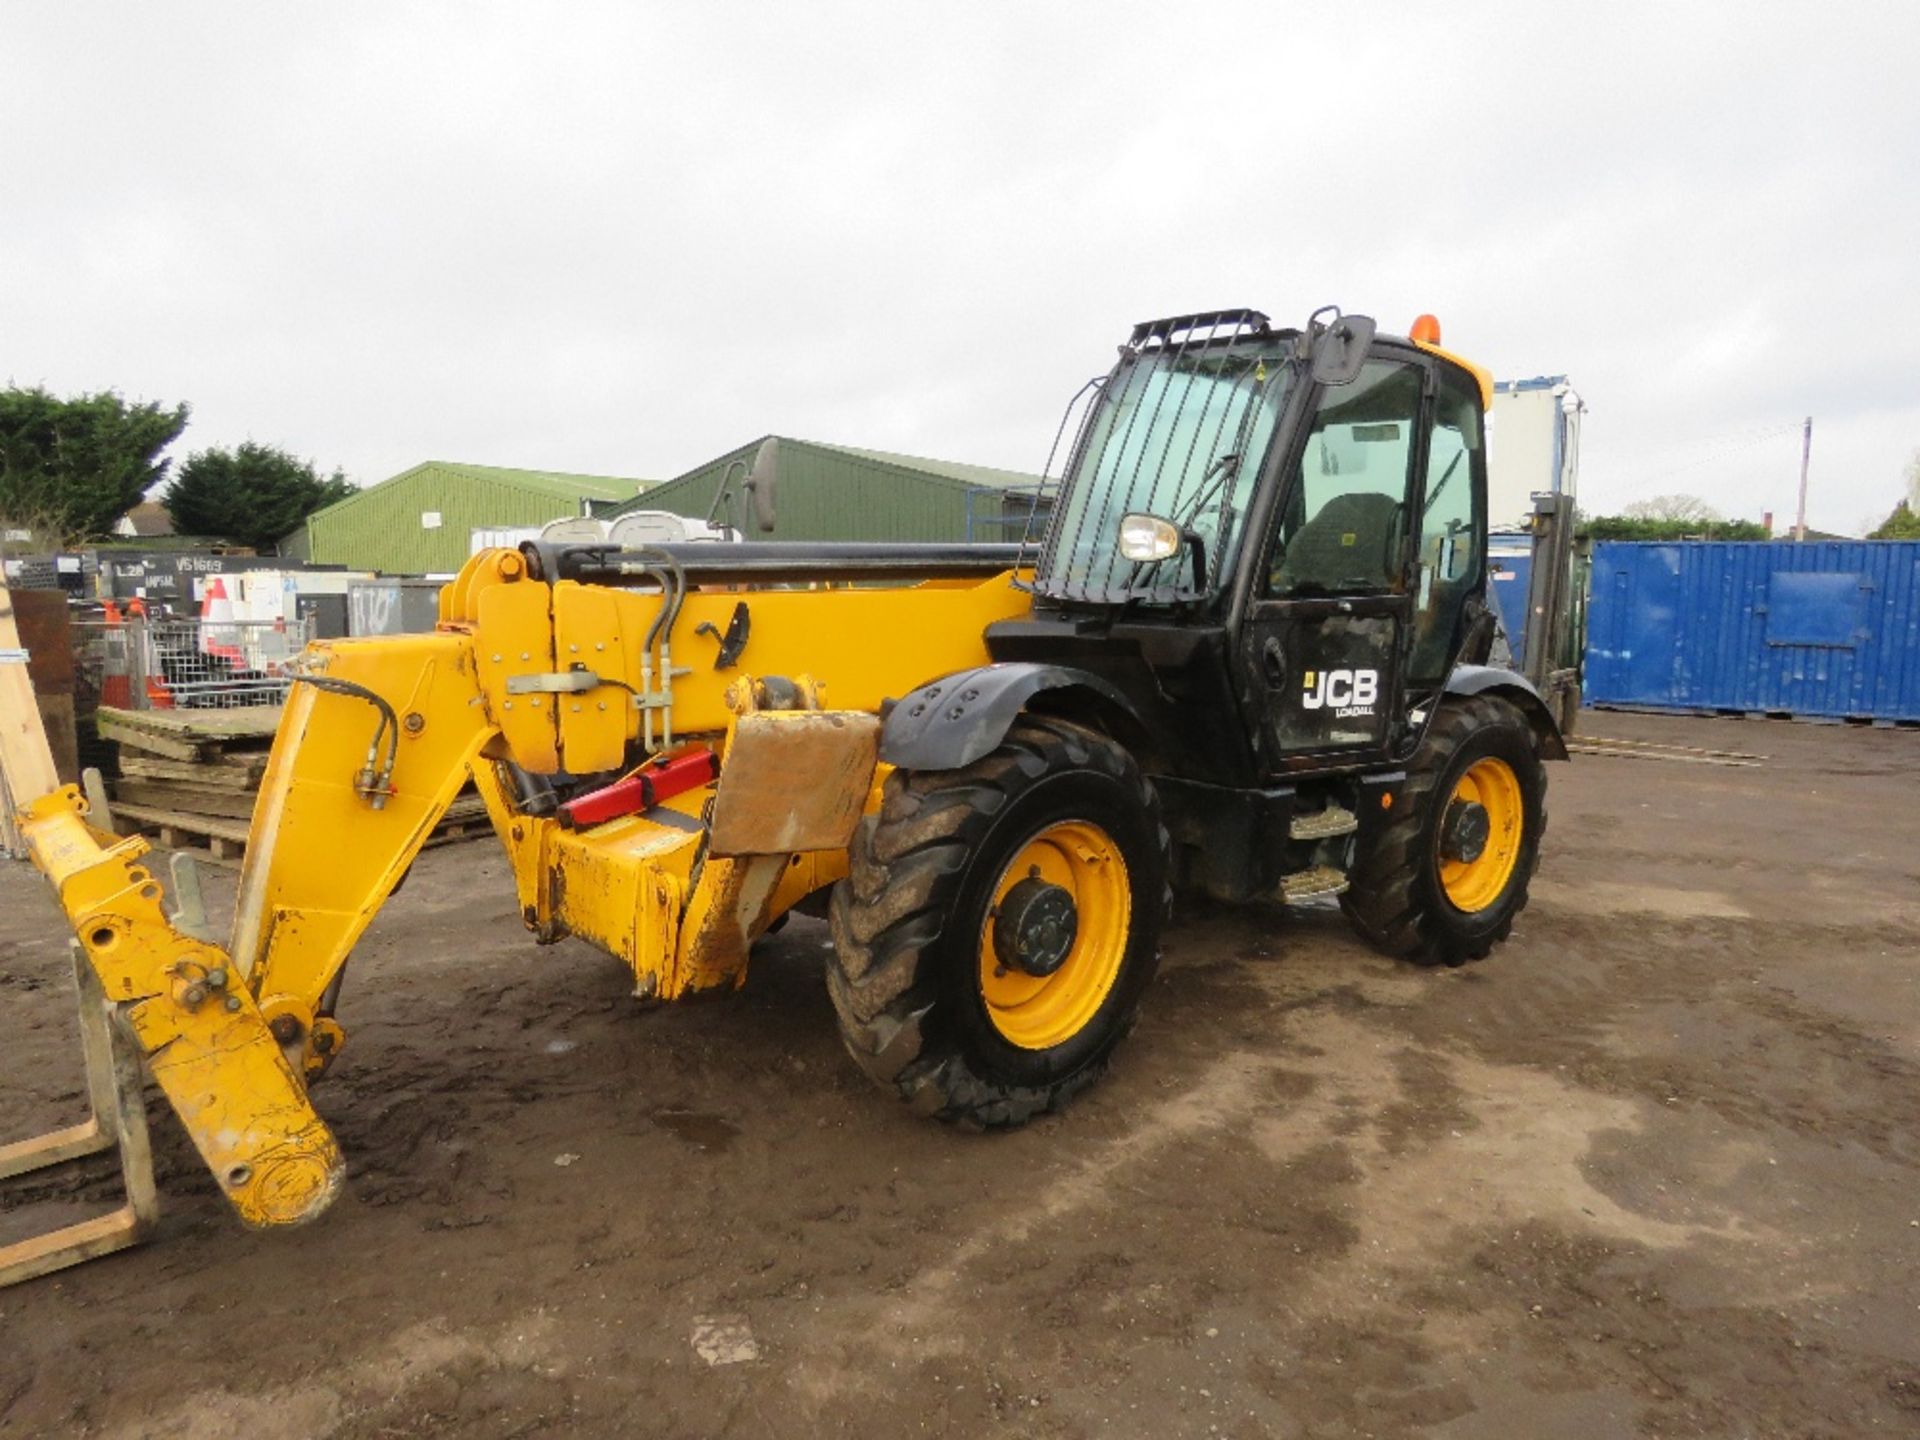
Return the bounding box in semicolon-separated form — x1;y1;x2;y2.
0;938;159;1287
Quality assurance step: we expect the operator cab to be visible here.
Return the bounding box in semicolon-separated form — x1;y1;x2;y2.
1018;306;1493;781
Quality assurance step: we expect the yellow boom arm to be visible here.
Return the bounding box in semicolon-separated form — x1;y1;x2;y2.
17;551;1029;1228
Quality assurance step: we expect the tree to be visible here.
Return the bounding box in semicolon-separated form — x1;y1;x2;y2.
0;386;189;545
1620;493;1722;524
163;442;354;551
1864;452;1920;539
1869;501;1920;540
1581;510;1769;542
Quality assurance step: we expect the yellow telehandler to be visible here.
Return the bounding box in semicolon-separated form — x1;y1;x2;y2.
3;307;1564;1270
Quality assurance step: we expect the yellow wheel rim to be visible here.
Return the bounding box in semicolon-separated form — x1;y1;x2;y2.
977;820;1131;1051
1439;757;1524;913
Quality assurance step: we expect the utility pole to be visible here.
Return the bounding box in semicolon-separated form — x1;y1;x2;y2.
1793;416;1813;541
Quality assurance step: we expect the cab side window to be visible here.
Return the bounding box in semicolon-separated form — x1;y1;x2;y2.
1408;369;1485;681
1267;360;1423;597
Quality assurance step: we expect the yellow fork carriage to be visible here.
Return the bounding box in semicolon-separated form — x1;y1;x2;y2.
5;306;1564;1274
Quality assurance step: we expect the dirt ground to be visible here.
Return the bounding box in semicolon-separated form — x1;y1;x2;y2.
3;711;1920;1438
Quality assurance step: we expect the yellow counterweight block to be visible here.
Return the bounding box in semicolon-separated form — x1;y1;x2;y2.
474;687;881;1004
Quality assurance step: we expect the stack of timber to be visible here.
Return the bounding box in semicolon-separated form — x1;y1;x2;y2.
99;706;487;864
101;705;278;860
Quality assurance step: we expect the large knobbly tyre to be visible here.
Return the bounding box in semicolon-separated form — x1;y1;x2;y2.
1340;693;1548;967
827;717;1170;1127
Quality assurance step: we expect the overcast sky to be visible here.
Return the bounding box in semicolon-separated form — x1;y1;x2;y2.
6;4;1917;534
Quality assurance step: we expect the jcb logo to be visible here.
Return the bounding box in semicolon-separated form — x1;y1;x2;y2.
1301;668;1379;713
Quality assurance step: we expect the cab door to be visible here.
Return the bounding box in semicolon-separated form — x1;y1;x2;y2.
1236;355;1428;774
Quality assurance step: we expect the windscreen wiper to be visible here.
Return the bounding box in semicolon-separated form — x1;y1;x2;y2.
1173;452;1239;531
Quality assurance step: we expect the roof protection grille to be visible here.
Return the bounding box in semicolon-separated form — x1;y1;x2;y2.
1127;309;1274;352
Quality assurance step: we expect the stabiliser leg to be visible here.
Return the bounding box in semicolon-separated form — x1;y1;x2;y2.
0;943;160;1288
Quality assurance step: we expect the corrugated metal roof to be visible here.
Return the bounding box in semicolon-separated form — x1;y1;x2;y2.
310;462;639;525
604;436;1043;543
808;443;1045;494
306;461;651;574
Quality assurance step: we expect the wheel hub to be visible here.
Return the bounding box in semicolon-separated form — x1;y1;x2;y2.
1440;799;1491;864
992;877;1079;978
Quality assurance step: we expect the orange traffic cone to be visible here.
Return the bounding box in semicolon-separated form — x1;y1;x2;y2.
100;600;132;707
200;576;244;665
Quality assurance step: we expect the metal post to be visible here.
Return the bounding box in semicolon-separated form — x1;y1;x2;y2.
1793;416;1813;542
126;614;149;710
1525;492;1582;733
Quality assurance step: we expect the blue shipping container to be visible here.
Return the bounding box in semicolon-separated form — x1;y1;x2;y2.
1487;544;1534;664
1584;540;1920;721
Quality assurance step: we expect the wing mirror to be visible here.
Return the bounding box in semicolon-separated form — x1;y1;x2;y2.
744;437;780;533
1307;310;1376;386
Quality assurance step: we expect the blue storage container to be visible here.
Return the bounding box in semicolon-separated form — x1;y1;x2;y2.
1584;540;1920;721
1486;545;1534;663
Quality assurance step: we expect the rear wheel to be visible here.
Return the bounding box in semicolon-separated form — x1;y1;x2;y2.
827;717;1169;1127
1340;693;1547;966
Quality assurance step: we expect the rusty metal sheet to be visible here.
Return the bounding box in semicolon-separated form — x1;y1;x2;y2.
11;588;76;694
708;710;879;857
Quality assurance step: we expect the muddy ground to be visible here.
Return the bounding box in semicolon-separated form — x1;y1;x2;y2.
3;711;1919;1438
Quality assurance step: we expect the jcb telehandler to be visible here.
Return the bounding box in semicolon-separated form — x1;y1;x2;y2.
6;306;1563;1256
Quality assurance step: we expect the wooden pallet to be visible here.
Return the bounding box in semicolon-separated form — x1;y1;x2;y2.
113;778;257;821
424;795;492;849
119;754;265;789
111;791;492;864
96;707;281;763
109;801;251;860
96;705;283;743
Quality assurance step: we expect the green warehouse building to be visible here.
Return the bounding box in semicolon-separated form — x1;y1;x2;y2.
603;437;1048;544
301;462;651;574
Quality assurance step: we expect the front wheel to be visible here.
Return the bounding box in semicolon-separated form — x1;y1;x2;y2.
827;717;1169;1127
1340;693;1548;966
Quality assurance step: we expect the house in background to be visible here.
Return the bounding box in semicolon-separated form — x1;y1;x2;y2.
113;500;176;539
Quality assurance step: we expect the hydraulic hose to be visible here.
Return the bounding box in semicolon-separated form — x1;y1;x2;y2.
291;671;400;809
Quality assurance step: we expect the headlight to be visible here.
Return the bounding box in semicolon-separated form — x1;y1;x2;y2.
1116;514;1181;562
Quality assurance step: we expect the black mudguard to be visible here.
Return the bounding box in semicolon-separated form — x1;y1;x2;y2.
880;663;1148;771
1443;664;1569;760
